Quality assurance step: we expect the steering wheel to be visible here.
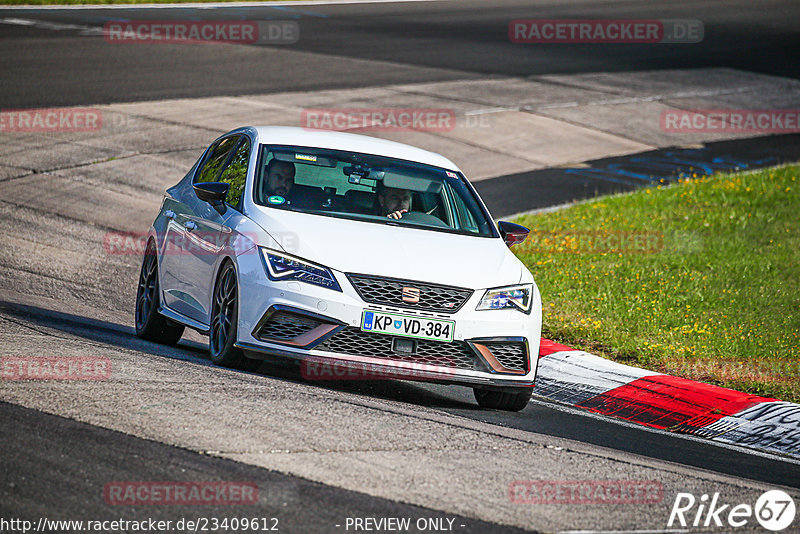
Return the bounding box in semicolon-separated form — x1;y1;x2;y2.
399;211;449;228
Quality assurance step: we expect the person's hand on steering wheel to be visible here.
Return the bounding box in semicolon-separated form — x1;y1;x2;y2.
387;209;408;219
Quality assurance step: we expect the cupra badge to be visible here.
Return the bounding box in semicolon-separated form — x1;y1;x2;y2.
401;286;420;304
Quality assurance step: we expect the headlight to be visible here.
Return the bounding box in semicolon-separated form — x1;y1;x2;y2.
260;248;341;292
476;284;533;313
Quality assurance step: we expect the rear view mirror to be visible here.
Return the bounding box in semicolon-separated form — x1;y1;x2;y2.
344;165;384;184
193;182;229;205
498;221;529;248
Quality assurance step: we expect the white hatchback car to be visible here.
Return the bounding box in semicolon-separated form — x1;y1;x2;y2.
136;126;541;411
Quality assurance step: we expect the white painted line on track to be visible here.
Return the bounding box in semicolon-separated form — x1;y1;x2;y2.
0;17;99;33
0;0;440;11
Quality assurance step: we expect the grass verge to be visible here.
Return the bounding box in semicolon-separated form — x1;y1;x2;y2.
514;164;800;403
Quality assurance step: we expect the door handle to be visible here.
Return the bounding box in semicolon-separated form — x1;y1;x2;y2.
183;221;197;231
165;210;176;219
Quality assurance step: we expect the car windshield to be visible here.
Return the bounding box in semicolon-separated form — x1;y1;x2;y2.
253;144;497;237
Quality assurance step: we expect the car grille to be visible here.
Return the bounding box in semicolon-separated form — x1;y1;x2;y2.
255;311;322;341
481;341;528;373
316;327;478;371
347;274;473;314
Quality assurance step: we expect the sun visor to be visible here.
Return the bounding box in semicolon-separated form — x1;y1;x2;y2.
383;172;443;193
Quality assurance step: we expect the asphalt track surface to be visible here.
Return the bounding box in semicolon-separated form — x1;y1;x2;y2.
3;298;800;493
2;295;799;532
1;401;528;534
0;0;799;108
2;1;800;532
479;133;800;218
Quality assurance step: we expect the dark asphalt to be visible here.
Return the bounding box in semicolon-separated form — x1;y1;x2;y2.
2;0;800;529
477;133;800;218
1;0;799;107
0;400;535;534
3;299;799;495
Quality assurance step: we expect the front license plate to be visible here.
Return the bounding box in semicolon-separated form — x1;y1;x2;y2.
361;310;455;342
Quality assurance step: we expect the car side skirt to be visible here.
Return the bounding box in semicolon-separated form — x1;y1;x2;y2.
158;305;210;335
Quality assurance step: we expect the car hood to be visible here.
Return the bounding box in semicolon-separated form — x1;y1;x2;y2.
249;208;523;289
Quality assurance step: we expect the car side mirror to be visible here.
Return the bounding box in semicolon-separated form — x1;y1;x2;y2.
193;182;229;204
498;221;529;248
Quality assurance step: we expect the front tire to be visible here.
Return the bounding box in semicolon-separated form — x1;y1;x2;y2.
135;242;185;345
209;262;259;371
473;387;532;412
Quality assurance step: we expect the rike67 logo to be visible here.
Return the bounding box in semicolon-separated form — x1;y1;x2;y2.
668;490;796;531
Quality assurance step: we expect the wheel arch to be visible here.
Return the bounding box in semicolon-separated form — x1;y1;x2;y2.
141;232;165;308
209;254;240;323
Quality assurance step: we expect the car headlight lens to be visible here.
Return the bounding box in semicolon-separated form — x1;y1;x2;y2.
476;284;533;313
260;248;341;292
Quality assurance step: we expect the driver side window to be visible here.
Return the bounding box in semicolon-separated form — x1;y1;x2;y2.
195;136;239;184
218;138;250;209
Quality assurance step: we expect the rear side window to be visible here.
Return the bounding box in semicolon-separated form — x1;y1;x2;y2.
218;138;251;209
195;136;239;184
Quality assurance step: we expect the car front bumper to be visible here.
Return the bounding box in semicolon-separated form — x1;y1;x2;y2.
234;253;542;388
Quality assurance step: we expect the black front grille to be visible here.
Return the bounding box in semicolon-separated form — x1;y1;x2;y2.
316;327;478;371
255;311;322;341
347;274;473;314
482;342;528;373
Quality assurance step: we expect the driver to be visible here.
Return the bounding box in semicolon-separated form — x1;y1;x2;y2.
264;159;296;198
375;182;412;219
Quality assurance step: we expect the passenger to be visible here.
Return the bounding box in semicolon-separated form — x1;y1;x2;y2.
375;182;412;219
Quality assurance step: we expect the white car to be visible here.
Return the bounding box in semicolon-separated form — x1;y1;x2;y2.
135;126;541;411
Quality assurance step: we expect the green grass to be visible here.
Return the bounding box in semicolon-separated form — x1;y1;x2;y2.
515;164;800;402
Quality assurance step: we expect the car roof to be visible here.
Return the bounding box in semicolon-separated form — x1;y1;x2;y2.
248;126;461;171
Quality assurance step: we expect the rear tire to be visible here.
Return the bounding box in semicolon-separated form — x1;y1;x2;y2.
473;387;532;412
209;262;260;372
135;242;185;345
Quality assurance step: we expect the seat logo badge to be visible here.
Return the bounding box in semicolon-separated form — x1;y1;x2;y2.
402;287;420;304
